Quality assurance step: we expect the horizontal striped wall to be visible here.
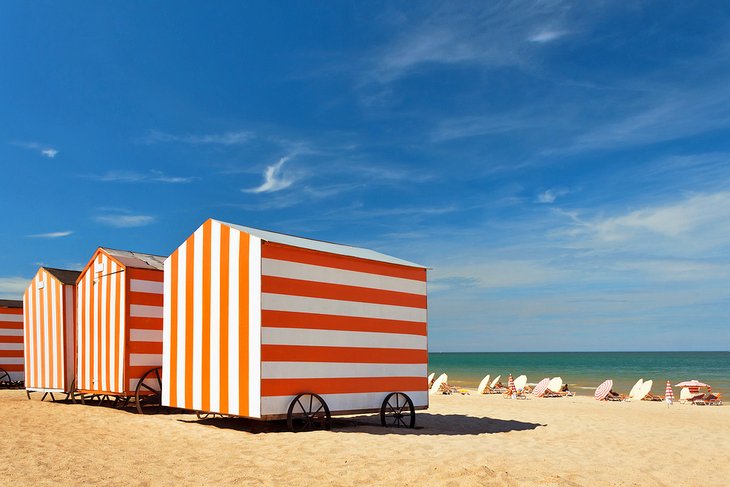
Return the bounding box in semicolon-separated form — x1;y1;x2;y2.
77;251;126;394
126;267;164;392
162;219;261;417
0;305;24;382
260;242;428;417
23;269;75;392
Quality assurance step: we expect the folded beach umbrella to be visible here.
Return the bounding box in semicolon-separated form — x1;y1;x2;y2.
508;374;516;395
594;379;613;400
665;381;674;404
628;379;644;400
477;374;491;394
532;378;550;397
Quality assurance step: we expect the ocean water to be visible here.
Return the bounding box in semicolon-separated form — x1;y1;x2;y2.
428;352;730;394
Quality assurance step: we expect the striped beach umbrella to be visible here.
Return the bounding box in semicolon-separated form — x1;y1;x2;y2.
594;379;613;400
508;374;516;395
532;378;550;397
665;381;674;403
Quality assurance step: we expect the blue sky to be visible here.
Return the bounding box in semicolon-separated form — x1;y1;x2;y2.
2;2;729;351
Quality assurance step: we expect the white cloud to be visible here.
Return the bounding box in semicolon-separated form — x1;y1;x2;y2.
537;188;568;204
11;141;59;158
528;30;566;43
86;170;196;184
0;277;29;298
568;192;730;244
367;2;574;83
94;213;155;228
243;157;295;194
27;230;73;238
143;130;253;145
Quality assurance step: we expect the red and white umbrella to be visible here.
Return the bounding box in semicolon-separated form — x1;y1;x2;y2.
674;380;708;388
532;378;550;397
675;380;708;395
508;374;516;395
664;380;674;401
595;379;613;400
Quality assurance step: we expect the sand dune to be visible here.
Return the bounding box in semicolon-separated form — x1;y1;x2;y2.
1;389;727;486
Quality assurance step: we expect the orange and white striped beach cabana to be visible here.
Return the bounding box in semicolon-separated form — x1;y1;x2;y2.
0;299;24;386
23;267;80;398
76;248;165;412
162;219;428;430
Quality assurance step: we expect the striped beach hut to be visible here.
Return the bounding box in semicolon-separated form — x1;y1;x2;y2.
162;219;428;430
76;248;165;412
0;299;24;387
23;267;80;400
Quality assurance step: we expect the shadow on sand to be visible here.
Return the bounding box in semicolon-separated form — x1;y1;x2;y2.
179;413;545;436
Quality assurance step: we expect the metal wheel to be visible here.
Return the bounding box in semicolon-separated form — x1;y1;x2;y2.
380;392;416;428
286;393;331;432
134;367;162;414
0;367;10;385
196;411;223;419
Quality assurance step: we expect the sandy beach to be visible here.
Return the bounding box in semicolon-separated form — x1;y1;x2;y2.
2;389;727;486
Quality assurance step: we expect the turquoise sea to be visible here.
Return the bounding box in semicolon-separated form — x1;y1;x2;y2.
428;352;730;394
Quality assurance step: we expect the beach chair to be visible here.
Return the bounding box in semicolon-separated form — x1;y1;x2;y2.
687;393;705;405
543;377;572;397
504;375;528;399
484;375;506;394
637;380;663;401
692;393;723;406
605;390;625;401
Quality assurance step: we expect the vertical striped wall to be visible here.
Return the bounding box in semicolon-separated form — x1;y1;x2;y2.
0;304;24;382
162;219;261;417
77;250;164;395
23;269;75;392
77;251;126;394
259;242;428;416
162;219;428;419
126;267;163;392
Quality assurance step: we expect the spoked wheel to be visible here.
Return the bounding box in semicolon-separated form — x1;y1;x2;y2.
196;411;223;420
135;367;162;414
0;367;10;386
287;393;331;432
380;392;416;428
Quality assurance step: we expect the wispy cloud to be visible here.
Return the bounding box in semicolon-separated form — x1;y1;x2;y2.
243;157;296;193
365;2;573;84
528;30;567;43
0;277;29;299
537;188;568;204
27;230;73;238
142;130;253;145
11;141;59;158
94;210;156;228
560;192;730;248
84;170;196;184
